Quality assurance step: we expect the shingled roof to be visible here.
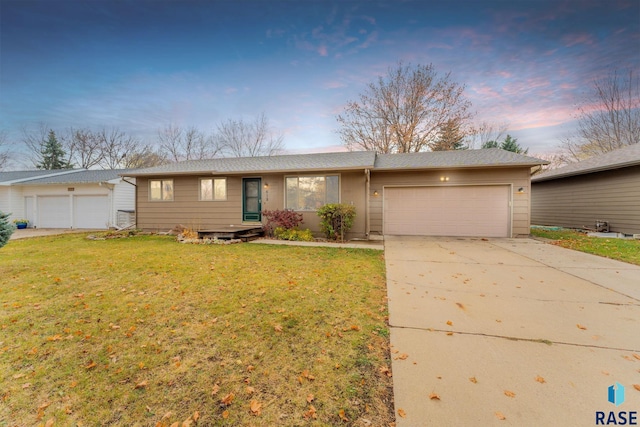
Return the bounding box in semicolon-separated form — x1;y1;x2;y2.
0;169;132;185
374;148;547;170
532;144;640;182
17;169;134;185
125;149;546;176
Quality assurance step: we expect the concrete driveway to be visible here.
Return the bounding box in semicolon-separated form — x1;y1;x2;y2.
9;228;94;240
386;236;640;426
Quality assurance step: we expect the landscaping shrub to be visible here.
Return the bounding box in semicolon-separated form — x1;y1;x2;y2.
273;227;314;242
0;211;15;248
317;203;356;241
262;209;304;236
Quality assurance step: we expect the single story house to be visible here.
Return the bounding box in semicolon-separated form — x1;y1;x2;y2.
124;149;546;238
0;169;136;229
531;144;640;235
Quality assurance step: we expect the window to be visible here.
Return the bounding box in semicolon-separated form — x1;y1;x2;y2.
286;175;339;211
149;179;174;201
200;178;227;201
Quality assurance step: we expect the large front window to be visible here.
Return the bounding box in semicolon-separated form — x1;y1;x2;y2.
285;175;339;211
149;179;174;201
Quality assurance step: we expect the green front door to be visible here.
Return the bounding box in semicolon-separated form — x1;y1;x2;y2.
242;178;262;222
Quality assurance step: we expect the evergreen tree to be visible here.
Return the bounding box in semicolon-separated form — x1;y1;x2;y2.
500;134;528;154
0;211;14;248
481;140;499;149
37;130;72;170
431;119;467;151
481;135;528;154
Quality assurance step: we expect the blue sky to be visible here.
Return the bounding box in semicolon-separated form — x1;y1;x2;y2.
1;0;638;157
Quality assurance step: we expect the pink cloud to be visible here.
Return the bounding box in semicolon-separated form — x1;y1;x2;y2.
318;45;328;56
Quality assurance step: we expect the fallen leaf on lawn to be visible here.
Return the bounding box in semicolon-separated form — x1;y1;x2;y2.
303;405;317;419
274;324;283;332
379;366;392;377
70;381;77;388
250;400;262;415
350;325;360;331
181;417;192;426
45;418;54;427
161;412;173;421
495;411;506;420
306;393;314;403
338;409;349;422
46;335;62;341
535;376;546;384
169;423;179;427
192;411;200;421
38;402;51;410
246;386;255;395
12;373;25;379
576;324;587;330
429;393;440;400
504;390;516;398
22;383;31;389
634;384;640;392
221;392;235;406
446;320;453;326
398;408;406;418
469;377;477;384
85;361;97;370
211;384;220;395
222;410;229;419
135;380;148;389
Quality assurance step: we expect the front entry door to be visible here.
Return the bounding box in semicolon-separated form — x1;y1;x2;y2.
242;178;262;222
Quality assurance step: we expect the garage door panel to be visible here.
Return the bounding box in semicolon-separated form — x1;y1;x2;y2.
38;196;71;228
384;186;510;237
74;196;109;229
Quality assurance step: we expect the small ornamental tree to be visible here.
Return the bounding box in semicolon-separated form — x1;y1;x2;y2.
317;203;356;242
262;209;304;237
0;211;15;248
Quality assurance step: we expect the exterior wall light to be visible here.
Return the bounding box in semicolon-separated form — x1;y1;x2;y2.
440;176;449;182
263;183;269;189
517;187;524;193
373;190;379;196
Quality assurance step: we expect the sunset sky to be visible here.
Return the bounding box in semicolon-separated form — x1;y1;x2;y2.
1;0;638;160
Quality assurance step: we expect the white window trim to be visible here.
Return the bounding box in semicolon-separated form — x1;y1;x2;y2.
199;177;228;201
284;174;340;212
149;179;174;201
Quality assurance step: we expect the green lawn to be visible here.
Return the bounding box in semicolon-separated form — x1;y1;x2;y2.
530;228;640;266
0;233;394;426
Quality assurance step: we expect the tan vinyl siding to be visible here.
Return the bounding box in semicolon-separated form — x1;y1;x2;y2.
136;171;368;237
370;167;532;237
531;166;640;235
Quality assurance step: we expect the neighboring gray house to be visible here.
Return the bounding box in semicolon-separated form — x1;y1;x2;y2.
125;149;547;238
0;169;136;229
531;144;640;235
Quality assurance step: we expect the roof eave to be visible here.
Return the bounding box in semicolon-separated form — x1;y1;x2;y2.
532;161;640;182
373;162;547;172
124;165;372;177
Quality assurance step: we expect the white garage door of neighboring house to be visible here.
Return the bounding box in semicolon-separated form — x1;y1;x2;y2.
384;185;511;237
74;195;109;229
38;196;71;228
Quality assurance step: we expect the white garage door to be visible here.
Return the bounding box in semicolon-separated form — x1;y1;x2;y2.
74;196;109;229
38;196;71;228
384;185;511;237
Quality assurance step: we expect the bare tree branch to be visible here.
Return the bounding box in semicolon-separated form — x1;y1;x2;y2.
65;128;104;169
98;127;142;169
0;131;11;171
336;62;474;153
216;113;284;157
560;68;639;160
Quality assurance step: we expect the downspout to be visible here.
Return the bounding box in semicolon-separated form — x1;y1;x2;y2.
365;168;370;239
100;182;116;228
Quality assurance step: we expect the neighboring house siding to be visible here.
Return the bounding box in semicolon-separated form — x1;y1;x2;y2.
531;166;640;235
370;167;532;237
135;172;369;237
